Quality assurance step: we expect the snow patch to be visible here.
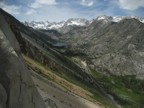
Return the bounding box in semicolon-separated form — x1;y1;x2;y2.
96;15;144;23
81;61;87;67
24;18;90;30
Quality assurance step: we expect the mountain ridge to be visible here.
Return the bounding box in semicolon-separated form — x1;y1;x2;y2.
59;17;144;79
24;18;90;33
24;15;144;32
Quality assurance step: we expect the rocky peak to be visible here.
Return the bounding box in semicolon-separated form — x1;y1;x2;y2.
64;18;90;26
96;15;113;22
95;15;144;23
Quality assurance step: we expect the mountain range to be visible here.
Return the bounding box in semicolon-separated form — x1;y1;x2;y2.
24;15;144;33
59;16;144;79
24;18;90;33
1;8;144;108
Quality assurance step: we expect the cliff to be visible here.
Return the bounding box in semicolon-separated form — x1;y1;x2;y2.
0;9;46;108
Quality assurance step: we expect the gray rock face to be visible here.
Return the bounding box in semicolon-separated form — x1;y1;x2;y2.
0;84;7;108
44;98;58;108
0;9;46;108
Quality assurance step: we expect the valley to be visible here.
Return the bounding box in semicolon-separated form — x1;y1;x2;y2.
0;7;144;108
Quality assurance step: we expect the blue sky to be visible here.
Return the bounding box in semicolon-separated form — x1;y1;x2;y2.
0;0;144;22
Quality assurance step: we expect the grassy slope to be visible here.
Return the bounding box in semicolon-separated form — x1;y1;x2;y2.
69;56;144;108
22;55;105;107
91;69;144;108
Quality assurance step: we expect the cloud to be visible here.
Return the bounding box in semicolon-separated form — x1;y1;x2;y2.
38;0;56;5
1;0;144;22
30;0;57;8
17;5;86;22
80;0;94;7
26;9;36;15
0;2;20;14
118;0;144;10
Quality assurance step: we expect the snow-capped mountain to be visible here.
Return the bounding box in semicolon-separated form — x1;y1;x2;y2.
96;15;113;22
63;18;90;26
24;21;65;30
24;16;144;33
113;16;144;23
24;18;90;30
96;15;144;23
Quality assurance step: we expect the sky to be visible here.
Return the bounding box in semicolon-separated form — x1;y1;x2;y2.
0;0;144;22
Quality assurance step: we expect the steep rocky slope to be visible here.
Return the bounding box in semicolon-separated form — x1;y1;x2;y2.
0;10;46;108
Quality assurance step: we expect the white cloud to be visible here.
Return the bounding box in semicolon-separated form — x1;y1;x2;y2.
18;5;86;22
38;0;56;5
30;2;41;8
80;0;94;7
81;6;117;18
0;2;20;14
118;0;144;10
26;9;36;15
30;0;57;8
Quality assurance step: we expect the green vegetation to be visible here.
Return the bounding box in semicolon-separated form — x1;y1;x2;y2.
91;69;144;108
